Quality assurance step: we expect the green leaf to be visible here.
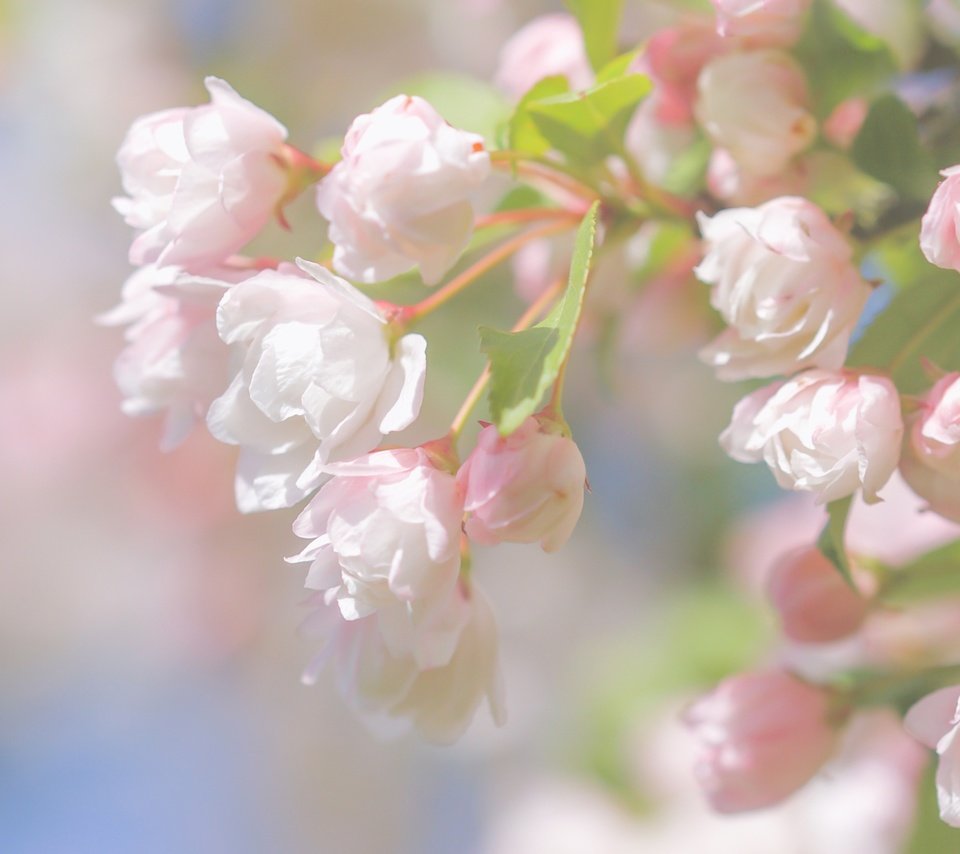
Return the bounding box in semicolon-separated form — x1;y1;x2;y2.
659;134;711;197
630;221;694;285
594;50;640;84
794;0;897;117
507;76;571;158
817;496;854;586
851;95;939;201
881;540;960;605
565;0;623;71
848;272;960;393
380;73;509;143
480;202;601;434
526;74;651;167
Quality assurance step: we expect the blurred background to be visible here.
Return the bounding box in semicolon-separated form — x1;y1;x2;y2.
1;0;955;851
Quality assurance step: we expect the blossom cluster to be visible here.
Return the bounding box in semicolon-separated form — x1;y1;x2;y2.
105;77;588;742
103;0;960;834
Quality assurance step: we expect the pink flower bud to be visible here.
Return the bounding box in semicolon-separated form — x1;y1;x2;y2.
921;167;960;273
767;546;871;642
905;685;960;827
113;77;288;270
696;197;870;380
684;670;841;812
823;98;869;150
900;373;960;522
696;50;816;178
494;13;593;101
316;95;490;285
458;416;586;552
712;0;812;47
640;20;724;127
721;370;904;504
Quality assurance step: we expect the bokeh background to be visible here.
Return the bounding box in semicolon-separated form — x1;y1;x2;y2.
2;1;956;851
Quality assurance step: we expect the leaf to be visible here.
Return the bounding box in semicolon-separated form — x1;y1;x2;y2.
595;50;641;84
526;74;651;166
507;76;571;158
881;540;960;605
794;0;897;117
480;201;601;434
659;134;711;197
847;271;960;393
629;220;694;285
565;0;624;71
817;496;854;586
380;73;509;142
851;95;939;201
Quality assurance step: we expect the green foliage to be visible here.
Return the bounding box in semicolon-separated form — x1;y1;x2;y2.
524;74;651;166
565;0;623;71
480;202;601;434
817;496;855;586
794;0;897;117
848;272;960;393
659;135;711;197
852;95;939;201
507;76;570;157
907;763;958;853
380;73;509;143
881;539;960;605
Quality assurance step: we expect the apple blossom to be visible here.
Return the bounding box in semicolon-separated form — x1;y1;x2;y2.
206;260;426;513
696;197;871;380
301;582;505;744
711;0;812;48
905;685;960;827
288;446;465;667
721;370;904;504
494;13;593;100
900;372;960;522
639;20;724;127
695;50;816;178
99;264;250;450
823;98;869;150
920;166;960;273
316;95;490;285
767;546;871;643
683;669;841;812
114;77;289;270
458;416;587;552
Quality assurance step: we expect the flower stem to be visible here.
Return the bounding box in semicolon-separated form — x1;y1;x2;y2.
474;207;583;230
490;150;601;203
402;220;575;325
449;275;566;441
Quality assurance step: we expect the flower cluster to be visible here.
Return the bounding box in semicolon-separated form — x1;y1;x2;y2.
103;0;960;834
107;74;588;742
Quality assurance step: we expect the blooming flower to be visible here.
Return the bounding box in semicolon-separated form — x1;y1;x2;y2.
301;581;505;744
921;167;960;273
684;670;841;812
316;95;490;285
458;416;586;552
721;370;904;504
767;546;871;643
696;196;870;380
206;260;426;513
114;77;289;270
711;0;812;47
905;685;960;827
900;372;960;522
695;50;816;178
494;13;593;100
99;264;249;450
288;446;464;665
